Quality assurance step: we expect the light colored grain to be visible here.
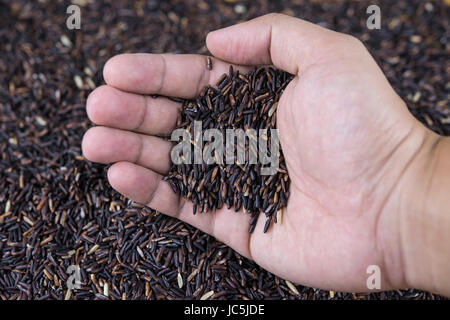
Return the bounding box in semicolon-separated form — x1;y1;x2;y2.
200;290;214;300
87;244;100;255
177;272;183;288
268;102;278;117
285;280;299;295
276;208;283;225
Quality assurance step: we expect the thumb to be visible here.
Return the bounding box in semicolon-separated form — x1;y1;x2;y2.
206;13;340;75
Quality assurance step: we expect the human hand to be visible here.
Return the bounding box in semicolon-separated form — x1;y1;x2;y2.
82;14;446;293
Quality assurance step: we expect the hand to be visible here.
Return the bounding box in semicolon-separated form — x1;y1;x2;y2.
82;14;443;293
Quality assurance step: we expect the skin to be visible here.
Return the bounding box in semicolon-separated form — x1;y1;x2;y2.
82;14;450;296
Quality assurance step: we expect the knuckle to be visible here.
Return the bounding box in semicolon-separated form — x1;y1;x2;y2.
323;34;367;58
263;12;286;22
264;12;279;19
343;34;365;49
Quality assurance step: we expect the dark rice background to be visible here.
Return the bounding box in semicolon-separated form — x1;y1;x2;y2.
0;0;448;300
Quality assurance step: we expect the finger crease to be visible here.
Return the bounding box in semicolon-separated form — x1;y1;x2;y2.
147;175;162;205
176;196;187;220
196;60;211;96
134;134;145;165
246;226;255;261
267;23;274;65
134;96;149;132
157;55;168;94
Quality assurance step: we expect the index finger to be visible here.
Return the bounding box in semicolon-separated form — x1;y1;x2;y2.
103;53;249;98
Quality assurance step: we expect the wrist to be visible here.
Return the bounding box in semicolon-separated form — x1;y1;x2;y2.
398;131;450;296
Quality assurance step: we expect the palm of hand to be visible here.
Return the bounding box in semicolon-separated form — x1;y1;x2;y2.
268;56;416;291
82;15;421;293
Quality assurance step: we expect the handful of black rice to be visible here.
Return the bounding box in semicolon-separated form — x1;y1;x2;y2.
164;66;293;233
